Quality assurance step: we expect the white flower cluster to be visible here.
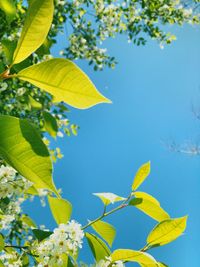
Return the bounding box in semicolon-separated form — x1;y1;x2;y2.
36;221;84;266
0;165;32;230
0;251;22;267
0;165;32;199
96;257;124;267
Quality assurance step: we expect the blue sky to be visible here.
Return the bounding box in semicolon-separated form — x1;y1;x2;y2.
26;24;200;266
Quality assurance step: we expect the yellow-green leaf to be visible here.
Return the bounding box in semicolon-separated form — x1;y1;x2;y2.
129;192;170;222
0;235;4;251
28;95;43;110
93;192;125;206
0;115;58;196
12;0;54;64
111;249;158;266
43;111;58;138
147;216;188;247
48;196;72;225
91;220;116;247
132;161;151;191
21;214;37;228
1;40;17;64
85;233;111;262
17;58;111;109
0;0;16;23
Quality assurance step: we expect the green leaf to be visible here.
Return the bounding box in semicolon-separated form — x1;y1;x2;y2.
32;229;52;242
22;253;29;267
129;192;170;222
85;233;111;262
0;0;16;23
0;234;4;251
43;111;58;138
48;196;72;225
25;185;39;195
111;249;158;266
21;214;37;228
132;161;151;191
28;95;43;110
91;220;116;247
12;0;54;64
93;192;125;206
1;40;17;64
146;216;188;248
0;115;58;196
17;58;111;109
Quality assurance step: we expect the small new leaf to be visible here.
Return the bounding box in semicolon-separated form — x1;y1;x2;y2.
48;197;72;225
43;111;58;138
132;162;151;191
147;216;188;248
91;220;116;247
93;192;125;206
18;58;111;109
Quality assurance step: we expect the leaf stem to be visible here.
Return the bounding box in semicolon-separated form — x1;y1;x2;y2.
82;193;132;230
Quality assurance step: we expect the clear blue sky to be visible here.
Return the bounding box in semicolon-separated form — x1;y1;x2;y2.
25;24;200;266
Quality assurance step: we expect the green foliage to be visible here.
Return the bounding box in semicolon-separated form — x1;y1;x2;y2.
111;249;158;266
93;192;125;205
0;235;4;252
32;229;53;242
48;196;72;225
132;161;151;191
0;0;192;265
0;0;16;23
91;220;116;247
129;192;170;222
43;111;58;138
0;115;58;195
17;58;110;109
85;233;111;261
13;0;54;64
146;216;188;248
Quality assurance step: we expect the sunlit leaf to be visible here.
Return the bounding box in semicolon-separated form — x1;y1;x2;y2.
28;95;43;110
12;0;54;64
17;58;111;109
0;0;16;23
129;192;170;222
132;162;151;191
91;220;116;247
85;233;111;262
0;115;58;195
147;216;188;247
48;196;72;225
21;214;37;228
93;192;125;206
111;249;158;266
43;111;58;138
